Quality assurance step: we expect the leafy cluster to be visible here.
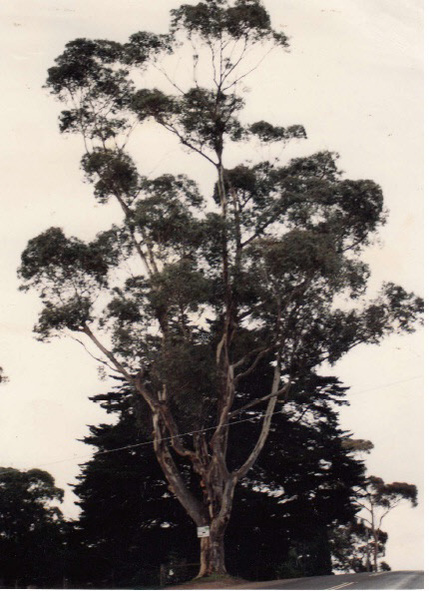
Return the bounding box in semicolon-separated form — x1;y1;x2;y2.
362;476;418;509
170;0;289;47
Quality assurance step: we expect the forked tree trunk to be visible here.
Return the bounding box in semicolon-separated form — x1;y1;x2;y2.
150;412;236;577
148;367;285;579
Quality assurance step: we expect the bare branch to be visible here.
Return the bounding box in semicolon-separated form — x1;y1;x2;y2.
161;122;218;167
290;403;312;424
67;333;122;375
232;344;269;369
229;384;290;418
354;498;374;516
155;387;199;461
234;346;273;383
358;515;372;527
202;37;218;87
219;37;249;87
155;63;186;95
223;45;275;92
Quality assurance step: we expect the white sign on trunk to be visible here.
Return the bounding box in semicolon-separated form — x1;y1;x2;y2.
197;526;210;538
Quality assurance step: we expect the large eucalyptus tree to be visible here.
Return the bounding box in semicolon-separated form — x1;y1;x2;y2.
19;0;422;576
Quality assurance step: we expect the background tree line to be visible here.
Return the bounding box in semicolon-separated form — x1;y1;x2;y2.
0;375;417;588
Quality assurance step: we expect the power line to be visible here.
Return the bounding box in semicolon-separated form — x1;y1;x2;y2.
1;408;287;473
0;374;422;475
341;374;422;397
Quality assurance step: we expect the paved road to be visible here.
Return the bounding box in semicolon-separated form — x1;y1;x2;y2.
239;571;423;590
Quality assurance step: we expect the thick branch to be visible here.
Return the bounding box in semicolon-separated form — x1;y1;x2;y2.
233;369;290;480
234;346;273;383
155;386;199;462
152;412;207;526
111;191;157;275
82;324;133;384
232;344;269;370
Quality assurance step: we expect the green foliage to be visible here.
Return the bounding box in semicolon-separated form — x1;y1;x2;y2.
133;175;204;252
34;298;93;339
131;87;246;154
147;261;210;313
330;520;389;573
124;31;173;66
343;474;419;574
364;476;418;509
18;134;423;392
19;227;122;339
46;38;134;147
130;88;178;122
18;227;114;287
170;0;288;47
81;150;139;203
46;38;124;95
249;121;307;143
341;439;374;454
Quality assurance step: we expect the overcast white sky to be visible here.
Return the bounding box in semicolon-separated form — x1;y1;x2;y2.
0;0;423;573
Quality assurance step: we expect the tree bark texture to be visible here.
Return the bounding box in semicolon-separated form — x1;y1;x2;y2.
198;532;227;577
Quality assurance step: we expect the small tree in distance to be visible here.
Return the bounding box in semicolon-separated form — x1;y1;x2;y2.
330;519;389;573
0;367;8;384
18;0;422;577
354;476;417;573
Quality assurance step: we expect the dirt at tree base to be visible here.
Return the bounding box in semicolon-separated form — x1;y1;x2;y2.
166;575;248;589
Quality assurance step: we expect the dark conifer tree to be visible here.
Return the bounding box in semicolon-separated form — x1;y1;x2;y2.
70;375;365;587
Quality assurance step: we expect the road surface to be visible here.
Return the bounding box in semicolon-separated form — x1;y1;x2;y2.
240;571;423;590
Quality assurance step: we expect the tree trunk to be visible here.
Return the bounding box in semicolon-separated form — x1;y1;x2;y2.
372;529;379;573
365;526;371;572
197;529;228;578
196;476;236;578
